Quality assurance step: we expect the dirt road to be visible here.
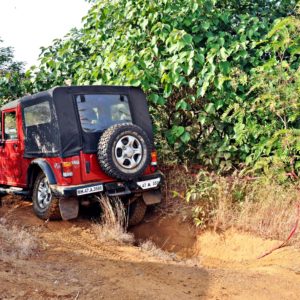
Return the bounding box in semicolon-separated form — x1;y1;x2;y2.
1;200;300;299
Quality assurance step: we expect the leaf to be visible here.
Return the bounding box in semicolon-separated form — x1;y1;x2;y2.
130;79;141;87
199;79;210;97
202;21;210;31
189;77;196;88
195;53;205;65
163;84;173;98
219;47;228;61
182;34;193;45
176;99;188;110
205;103;215;114
148;93;159;104
198;115;207;125
172;125;185;137
186;59;194;75
47;60;55;68
219;61;231;75
157;97;166;105
224;153;231;160
180;131;191;143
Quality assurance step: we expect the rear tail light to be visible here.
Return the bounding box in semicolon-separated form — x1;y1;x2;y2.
62;161;73;178
151;150;158;171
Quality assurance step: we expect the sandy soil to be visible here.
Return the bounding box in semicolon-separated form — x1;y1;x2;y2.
1;199;300;300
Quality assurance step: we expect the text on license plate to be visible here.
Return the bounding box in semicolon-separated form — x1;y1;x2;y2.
137;178;161;190
77;185;103;196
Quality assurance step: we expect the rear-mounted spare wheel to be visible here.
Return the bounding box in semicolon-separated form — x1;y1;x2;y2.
97;123;152;181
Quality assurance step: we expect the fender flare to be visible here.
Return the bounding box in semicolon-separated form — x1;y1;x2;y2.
28;159;57;186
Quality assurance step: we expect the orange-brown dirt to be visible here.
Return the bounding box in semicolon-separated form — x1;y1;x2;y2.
1;198;300;299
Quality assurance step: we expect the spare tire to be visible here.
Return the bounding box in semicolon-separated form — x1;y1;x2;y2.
98;123;152;181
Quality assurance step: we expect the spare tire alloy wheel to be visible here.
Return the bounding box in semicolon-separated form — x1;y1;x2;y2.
115;135;142;170
98;123;152;181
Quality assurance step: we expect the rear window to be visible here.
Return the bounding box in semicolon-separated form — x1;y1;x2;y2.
24;101;51;127
76;94;132;133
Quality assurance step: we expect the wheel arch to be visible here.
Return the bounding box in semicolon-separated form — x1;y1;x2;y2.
27;159;57;190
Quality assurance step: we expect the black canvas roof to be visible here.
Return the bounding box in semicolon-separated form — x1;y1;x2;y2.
1;98;21;110
3;86;154;158
1;90;53;111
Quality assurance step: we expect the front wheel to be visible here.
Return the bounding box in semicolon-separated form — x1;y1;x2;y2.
32;172;61;220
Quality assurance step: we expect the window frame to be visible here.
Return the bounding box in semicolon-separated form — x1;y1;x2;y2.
23;100;52;128
3;110;18;141
74;93;133;134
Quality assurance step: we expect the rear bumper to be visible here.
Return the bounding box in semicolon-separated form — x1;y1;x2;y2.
50;171;163;198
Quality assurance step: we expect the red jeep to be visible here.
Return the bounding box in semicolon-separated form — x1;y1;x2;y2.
0;86;162;224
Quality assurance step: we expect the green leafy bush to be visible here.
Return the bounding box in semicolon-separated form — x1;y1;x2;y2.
0;39;27;104
10;0;300;175
222;16;300;178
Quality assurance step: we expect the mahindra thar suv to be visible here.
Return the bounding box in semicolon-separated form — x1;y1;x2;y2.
0;86;162;225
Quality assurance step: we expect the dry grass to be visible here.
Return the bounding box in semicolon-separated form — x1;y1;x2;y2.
139;240;177;261
0;217;39;259
139;240;202;266
158;165;195;220
92;196;134;245
223;181;300;245
199;176;299;246
165;166;300;246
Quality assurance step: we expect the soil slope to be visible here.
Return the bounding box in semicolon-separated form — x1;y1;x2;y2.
1;200;300;299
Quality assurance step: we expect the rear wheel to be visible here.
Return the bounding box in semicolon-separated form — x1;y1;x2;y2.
32;172;61;220
128;198;147;226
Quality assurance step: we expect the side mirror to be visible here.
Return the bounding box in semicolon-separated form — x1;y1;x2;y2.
0;139;4;147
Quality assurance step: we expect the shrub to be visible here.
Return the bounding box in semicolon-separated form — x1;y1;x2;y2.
185;170;300;245
25;0;299;174
0;218;39;259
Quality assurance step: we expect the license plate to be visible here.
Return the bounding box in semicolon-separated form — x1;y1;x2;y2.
137;178;161;190
76;184;103;196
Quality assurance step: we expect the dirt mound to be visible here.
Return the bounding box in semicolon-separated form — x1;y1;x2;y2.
131;215;197;258
197;230;281;262
133;214;300;281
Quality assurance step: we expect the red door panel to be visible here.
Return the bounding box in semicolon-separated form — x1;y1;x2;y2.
0;110;23;186
0;140;22;185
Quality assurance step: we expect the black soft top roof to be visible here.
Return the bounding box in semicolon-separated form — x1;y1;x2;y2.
1;90;53;111
1;85;141;109
4;86;153;158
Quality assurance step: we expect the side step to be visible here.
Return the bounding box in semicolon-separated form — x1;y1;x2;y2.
0;187;30;196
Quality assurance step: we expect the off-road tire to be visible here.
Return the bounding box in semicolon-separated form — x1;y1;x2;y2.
98;123;151;181
128;198;147;226
32;172;61;220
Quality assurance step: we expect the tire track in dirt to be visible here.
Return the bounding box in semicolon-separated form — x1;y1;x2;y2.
1;201;300;299
30;230;209;299
41;225;199;291
43;227;143;263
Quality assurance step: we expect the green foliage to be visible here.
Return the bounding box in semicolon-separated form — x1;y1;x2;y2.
222;16;300;177
16;0;300;176
0;39;27;104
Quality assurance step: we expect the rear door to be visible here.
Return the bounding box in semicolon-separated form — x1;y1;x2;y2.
0;110;22;185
